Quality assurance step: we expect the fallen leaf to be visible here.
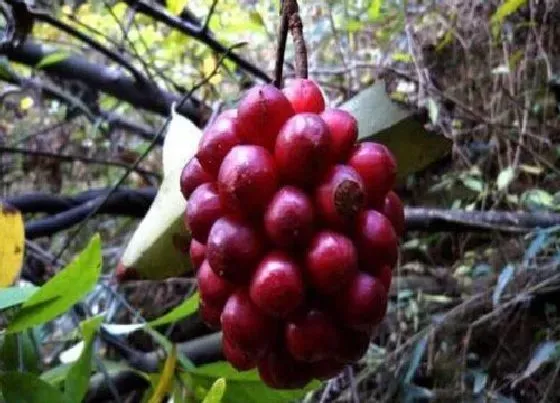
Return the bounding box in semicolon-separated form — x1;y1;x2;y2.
0;203;25;287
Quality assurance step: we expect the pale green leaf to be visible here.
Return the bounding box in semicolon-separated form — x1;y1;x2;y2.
492;0;527;24
368;0;383;21
493;265;515;307
497;166;515;190
7;234;102;333
35;51;70;69
0;286;38;310
202;378;227;403
148;344;177;403
0;371;69;403
166;0;188;16
150;292;200;327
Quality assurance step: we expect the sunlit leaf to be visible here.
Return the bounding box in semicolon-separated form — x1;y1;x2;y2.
492;264;515;307
202;378;227;403
249;12;265;27
20;96;34;111
0;203;25;287
0;371;69;403
521;189;555;210
35;51;70;69
7;234;102;333
148;344;177;403
166;0;188;16
0;286;38;310
497;166;515;190
368;0;383;21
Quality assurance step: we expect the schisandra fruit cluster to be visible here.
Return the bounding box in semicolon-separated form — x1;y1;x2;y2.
180;79;404;389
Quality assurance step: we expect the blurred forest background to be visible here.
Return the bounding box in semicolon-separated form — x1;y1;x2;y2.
1;0;560;402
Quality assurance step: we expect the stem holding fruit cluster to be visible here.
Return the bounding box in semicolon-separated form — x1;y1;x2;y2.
274;0;308;88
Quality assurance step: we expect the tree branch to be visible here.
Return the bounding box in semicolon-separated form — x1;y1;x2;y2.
3;40;211;125
122;0;271;83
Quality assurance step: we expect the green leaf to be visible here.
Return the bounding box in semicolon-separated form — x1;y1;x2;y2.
188;361;320;403
0;371;69;403
0;56;17;80
35;51;70;69
7;234;102;333
367;0;383;21
521;189;555;210
64;315;104;403
341;80;452;183
249;12;265;27
493;264;515;307
0;286;38;310
203;378;227;403
461;177;484;193
120;107;202;279
150;292;200;327
0;331;40;373
497;167;515;190
492;0;527;24
166;0;188;16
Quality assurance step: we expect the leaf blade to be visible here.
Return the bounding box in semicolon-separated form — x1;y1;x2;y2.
0;204;25;287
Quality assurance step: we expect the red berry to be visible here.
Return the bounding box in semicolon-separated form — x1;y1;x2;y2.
197;259;235;307
249;251;305;318
206;217;264;284
305;231;358;294
180;157;213;201
310;359;346;381
314;164;365;230
274;113;332;187
335;328;371;363
321;108;358;162
218;145;278;218
264;186;315;250
199;299;222;330
356;210;398;272
237;84;295;151
375;264;392;293
196;110;242;176
334;272;388;331
285;310;341;362
257;347;313;389
348;142;397;207
185;183;223;243
222;336;256;371
189;239;206;271
221;290;276;358
383;191;405;237
282;79;325;114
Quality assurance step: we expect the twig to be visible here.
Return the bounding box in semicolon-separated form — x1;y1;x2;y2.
274;0;307;87
53;42;245;261
202;0;219;33
273;0;290;88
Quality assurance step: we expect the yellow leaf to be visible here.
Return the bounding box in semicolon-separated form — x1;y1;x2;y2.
20;96;34;111
148;344;177;403
0;204;25;287
202;55;221;85
167;0;188;16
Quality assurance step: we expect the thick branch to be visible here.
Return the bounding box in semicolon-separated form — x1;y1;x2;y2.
3;40;210;125
123;0;271;83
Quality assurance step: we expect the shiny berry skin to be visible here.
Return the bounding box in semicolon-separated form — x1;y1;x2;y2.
189;240;206;271
222;336;256;371
321;108;358;162
196;110;241;176
249;252;305;318
334;272;388;331
375;264;392;293
310;359;346;380
314;164;365;230
305;231;358;294
335;328;371;363
264;186;315;250
218;145;278;218
285;310;341;362
348;142;397;207
197;259;235;307
258;348;313;389
237;84;295;151
274;113;332;187
199;300;222;330
283;79;325;114
180;157;213;200
356;210;398;272
206;217;263;284
185;183;223;243
383;190;405;237
221;290;276;358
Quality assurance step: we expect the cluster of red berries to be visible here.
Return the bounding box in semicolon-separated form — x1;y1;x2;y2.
180;79;404;389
